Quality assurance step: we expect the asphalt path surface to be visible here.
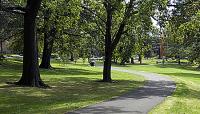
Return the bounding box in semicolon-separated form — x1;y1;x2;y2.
67;67;176;114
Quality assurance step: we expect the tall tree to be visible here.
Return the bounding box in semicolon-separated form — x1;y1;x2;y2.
16;0;46;87
39;25;56;69
102;0;159;81
165;0;200;66
40;0;81;68
1;0;46;87
39;7;55;69
102;0;137;82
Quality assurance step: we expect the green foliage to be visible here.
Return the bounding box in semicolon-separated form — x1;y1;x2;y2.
159;0;200;66
107;0;158;64
179;11;200;64
114;34;136;64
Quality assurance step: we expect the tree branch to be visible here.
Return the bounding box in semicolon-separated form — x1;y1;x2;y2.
1;6;26;14
111;0;136;52
151;15;159;21
0;30;23;41
93;18;105;35
81;5;106;24
111;22;126;52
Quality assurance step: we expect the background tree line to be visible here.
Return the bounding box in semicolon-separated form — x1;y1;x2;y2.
0;0;199;87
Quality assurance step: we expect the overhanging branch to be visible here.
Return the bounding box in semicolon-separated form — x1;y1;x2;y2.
111;0;137;52
1;6;26;14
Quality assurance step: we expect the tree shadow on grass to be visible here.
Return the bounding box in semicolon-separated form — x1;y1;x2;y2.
41;67;102;76
111;63;150;68
0;76;144;114
0;60;22;69
0;62;102;76
173;82;200;99
160;72;200;100
1;73;199;114
0;76;19;84
70;63;91;67
105;80;175;100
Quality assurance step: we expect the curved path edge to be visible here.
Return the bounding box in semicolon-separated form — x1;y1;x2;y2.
67;67;176;114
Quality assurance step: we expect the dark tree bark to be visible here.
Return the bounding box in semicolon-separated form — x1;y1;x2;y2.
0;40;3;64
103;2;112;82
0;40;3;53
131;57;134;64
177;55;181;65
178;58;181;65
39;16;55;69
69;52;74;61
40;9;51;69
16;0;47;87
40;9;56;69
138;54;142;64
39;30;54;69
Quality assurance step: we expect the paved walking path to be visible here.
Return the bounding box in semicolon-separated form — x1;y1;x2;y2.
67;67;176;114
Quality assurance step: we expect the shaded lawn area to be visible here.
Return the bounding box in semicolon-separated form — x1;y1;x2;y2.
116;63;200;114
0;60;144;114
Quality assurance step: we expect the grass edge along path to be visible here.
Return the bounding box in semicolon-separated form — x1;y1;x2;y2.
116;64;200;114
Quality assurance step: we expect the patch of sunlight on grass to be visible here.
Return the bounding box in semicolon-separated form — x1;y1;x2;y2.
0;60;144;114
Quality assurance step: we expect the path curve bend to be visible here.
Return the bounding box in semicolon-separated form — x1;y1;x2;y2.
67;67;176;114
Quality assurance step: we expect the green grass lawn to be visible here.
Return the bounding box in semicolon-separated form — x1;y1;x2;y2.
0;60;144;114
115;61;200;114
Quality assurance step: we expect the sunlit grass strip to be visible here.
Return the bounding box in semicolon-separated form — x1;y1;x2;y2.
119;63;200;114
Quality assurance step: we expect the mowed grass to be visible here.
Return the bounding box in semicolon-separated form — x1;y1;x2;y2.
0;60;144;114
116;61;200;114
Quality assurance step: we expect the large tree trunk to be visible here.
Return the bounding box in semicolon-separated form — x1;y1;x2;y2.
102;1;133;82
39;9;54;69
39;31;54;69
17;0;46;87
103;3;112;82
103;50;112;82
